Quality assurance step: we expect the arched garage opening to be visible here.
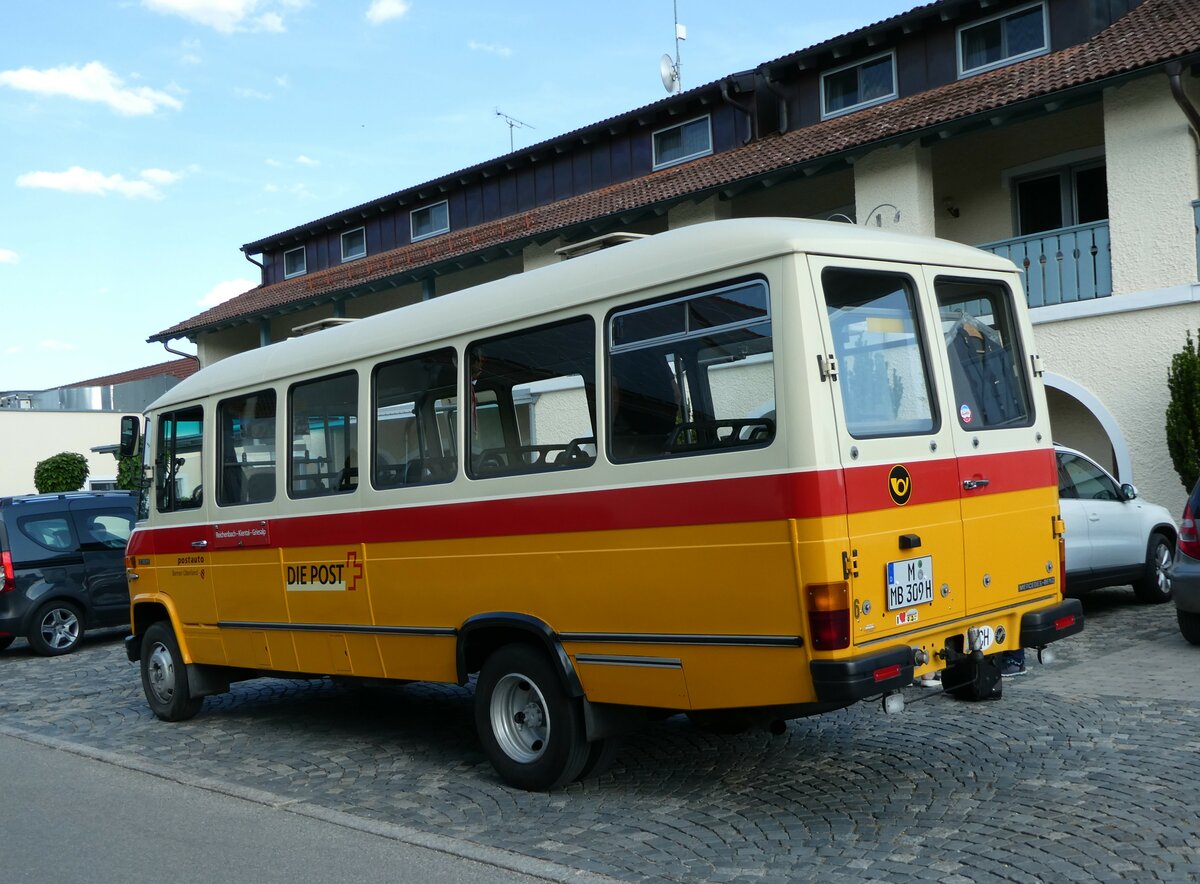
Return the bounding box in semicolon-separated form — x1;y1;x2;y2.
1043;372;1132;483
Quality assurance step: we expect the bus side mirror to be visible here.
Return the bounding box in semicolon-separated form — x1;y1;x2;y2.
119;415;141;458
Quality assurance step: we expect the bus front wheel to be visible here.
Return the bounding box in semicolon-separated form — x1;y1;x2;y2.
474;644;589;790
140;622;203;722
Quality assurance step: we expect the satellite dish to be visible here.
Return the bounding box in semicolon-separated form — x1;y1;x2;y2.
660;53;680;94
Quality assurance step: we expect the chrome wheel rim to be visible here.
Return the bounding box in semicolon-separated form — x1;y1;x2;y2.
1153;542;1172;596
490;672;548;763
40;607;79;650
146;641;177;705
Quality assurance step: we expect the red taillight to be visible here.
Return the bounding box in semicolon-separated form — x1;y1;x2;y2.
1179;499;1200;558
1;551;14;593
806;582;850;650
1054;614;1077;632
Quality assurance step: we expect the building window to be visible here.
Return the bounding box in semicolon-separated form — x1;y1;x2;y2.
283;246;306;278
1014;161;1107;236
821;52;897;118
341;227;366;262
411;201;450;242
958;2;1048;77
652;116;712;170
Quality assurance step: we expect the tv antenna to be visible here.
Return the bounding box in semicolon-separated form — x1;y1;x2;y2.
495;108;535;152
659;0;686;93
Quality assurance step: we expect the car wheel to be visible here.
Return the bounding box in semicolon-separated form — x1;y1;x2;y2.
1179;609;1200;646
1133;532;1173;604
140;622;203;721
474;644;589;791
27;601;84;656
0;635;13;651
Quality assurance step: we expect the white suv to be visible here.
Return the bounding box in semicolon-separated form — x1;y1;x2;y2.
1056;445;1176;603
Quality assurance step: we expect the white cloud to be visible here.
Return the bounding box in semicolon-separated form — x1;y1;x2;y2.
198;277;257;307
180;38;203;65
468;40;512;58
0;61;182;116
366;0;410;25
0;249;18;265
142;0;292;34
235;86;272;100
295;154;318;166
16;166;182;200
274;74;289;88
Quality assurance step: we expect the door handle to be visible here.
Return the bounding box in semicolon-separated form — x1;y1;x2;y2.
191;540;208;549
963;478;990;490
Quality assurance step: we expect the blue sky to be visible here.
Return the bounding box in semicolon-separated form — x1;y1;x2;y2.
0;0;913;390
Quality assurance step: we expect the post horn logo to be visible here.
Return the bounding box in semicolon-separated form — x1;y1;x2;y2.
888;465;912;506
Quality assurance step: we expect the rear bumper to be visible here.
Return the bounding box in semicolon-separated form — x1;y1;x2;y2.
810;645;914;703
1019;598;1084;646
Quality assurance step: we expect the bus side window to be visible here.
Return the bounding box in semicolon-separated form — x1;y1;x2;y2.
608;278;775;461
467;317;596;478
288;372;358;498
372;348;458;488
217;390;277;507
936;278;1032;430
155;406;204;513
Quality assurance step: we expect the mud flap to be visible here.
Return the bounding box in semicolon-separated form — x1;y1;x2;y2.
944;653;1002;701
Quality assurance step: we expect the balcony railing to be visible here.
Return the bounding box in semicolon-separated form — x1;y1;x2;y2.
978;221;1112;308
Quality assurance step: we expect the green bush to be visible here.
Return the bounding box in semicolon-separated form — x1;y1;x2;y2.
1166;329;1200;491
116;453;141;492
33;451;90;493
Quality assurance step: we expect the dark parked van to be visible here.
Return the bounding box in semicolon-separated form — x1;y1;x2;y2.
0;491;136;655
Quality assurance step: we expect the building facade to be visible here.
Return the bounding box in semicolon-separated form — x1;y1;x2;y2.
149;0;1200;513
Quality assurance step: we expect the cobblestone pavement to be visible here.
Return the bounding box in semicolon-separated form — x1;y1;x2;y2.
2;587;1198;882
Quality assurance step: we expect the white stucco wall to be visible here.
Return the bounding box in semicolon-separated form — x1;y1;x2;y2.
853;143;937;237
0;412;125;496
1103;75;1200;295
1033;297;1200;516
668;195;732;228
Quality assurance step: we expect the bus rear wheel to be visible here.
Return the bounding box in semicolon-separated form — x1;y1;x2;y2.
474;644;589;791
140;622;203;722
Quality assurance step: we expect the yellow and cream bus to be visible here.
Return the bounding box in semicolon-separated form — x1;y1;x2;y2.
120;218;1082;790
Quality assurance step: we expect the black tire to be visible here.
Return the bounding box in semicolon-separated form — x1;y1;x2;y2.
140;622;203;721
1133;532;1173;604
474;644;589;791
1179;609;1200;646
0;635;13;651
27;600;84;656
577;737;620;781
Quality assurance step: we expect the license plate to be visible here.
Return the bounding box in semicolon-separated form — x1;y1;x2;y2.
886;555;934;610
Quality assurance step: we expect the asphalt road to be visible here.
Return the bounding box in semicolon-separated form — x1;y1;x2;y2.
1;586;1198;882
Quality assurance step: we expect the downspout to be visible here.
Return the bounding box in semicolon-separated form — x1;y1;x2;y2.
243;248;265;278
160;338;200;368
719;79;754;145
1166;62;1200;278
758;67;789;135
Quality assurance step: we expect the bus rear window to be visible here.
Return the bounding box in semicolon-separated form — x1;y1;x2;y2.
821;269;936;439
937;278;1032;429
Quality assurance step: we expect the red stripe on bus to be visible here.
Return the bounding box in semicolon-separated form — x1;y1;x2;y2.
128;449;1053;557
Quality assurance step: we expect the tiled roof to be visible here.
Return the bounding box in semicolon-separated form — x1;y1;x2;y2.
153;0;1200;343
64;358;199;389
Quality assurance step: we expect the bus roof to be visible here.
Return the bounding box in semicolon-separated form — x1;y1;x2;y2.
151;217;1015;409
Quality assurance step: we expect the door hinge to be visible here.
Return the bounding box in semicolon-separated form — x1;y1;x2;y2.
842;548;859;580
818;354;839;382
1030;353;1045;377
1051;515;1065;538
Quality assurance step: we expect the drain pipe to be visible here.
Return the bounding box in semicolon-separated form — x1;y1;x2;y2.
758;67;789;135
1167;62;1200;144
719;78;754;145
160;338;200;368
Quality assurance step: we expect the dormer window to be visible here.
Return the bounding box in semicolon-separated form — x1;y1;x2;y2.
283;246;306;278
958;1;1048;77
411;200;449;242
652;115;712;170
821;51;896;119
341;227;366;262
